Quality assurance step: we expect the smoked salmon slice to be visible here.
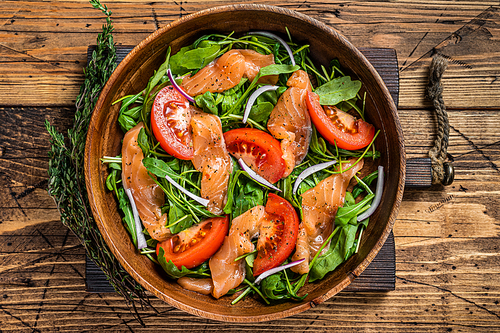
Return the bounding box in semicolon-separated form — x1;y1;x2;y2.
122;122;170;241
190;112;233;215
209;206;266;299
267;70;312;177
238;49;279;85
177;277;213;295
181;49;277;97
291;159;364;274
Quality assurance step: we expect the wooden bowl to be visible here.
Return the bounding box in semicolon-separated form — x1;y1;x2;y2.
85;4;405;322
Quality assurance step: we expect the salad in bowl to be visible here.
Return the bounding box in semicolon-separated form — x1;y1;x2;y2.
86;4;404;322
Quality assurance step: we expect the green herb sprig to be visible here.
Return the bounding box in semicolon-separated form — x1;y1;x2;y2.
45;0;153;324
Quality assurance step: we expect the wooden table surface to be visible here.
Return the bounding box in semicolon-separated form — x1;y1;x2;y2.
1;0;499;331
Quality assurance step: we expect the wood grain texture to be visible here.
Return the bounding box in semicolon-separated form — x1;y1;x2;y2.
0;0;499;331
0;1;499;108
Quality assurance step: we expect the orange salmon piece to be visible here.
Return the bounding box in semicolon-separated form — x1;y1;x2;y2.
181;50;246;96
238;49;279;84
191;112;233;215
267;70;312;177
121;122;170;241
181;49;278;97
291;159;364;274
209;206;266;299
177;277;213;295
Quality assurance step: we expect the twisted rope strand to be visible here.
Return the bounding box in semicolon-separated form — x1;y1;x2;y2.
426;54;451;185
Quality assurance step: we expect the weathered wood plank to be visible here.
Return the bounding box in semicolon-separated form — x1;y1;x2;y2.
0;1;498;108
1;222;499;330
1;0;500;330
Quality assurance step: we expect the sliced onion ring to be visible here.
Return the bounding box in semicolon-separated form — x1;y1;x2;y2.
357;165;384;222
247;31;296;66
124;188;148;250
164;173;210;207
243;85;278;124
167;68;195;103
238;158;281;192
292;160;337;195
254;259;305;285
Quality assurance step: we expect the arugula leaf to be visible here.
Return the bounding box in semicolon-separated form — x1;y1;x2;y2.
233;180;264;218
227;64;300;115
170;44;221;75
223;167;242;214
167;200;194;234
334;193;374;226
117;114;137;132
137;127;150;157
142;157;188;182
195;91;218;115
315;76;362;106
249;102;274;123
157;247;210;279
308;225;355;282
352;170;379;198
140;49;171;132
344;191;355;206
116;187;137;247
261;273;290;300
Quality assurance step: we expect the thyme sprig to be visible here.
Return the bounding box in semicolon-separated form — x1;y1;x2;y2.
45;0;152;324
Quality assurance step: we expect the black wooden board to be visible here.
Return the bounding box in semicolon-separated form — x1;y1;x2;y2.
85;46;407;293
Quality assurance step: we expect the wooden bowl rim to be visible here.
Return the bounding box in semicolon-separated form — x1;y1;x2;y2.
85;3;405;322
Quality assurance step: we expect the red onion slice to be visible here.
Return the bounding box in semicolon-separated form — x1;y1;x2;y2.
292;160;337;195
238;158;281;192
357;165;384;221
124;188;148;250
167;68;195;103
164;174;210;207
248;31;296;66
243;85;278;124
254;259;305;285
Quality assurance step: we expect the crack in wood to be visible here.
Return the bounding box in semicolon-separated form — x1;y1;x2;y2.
151;7;159;30
450;124;500;173
0;303;38;331
451;139;500;160
96;293;138;332
1;171;28;218
173;1;186;19
14;179;48;200
0;43;72;73
400;6;498;72
396;276;500;320
32;261;56;331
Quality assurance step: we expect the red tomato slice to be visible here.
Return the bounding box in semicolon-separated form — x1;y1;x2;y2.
253;193;299;276
151;86;193;160
156;216;229;269
224;128;286;184
306;91;375;150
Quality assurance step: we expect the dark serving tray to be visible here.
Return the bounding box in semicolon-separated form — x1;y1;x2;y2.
85;46;431;293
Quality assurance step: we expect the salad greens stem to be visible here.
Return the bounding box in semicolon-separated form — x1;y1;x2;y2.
244;279;270;305
101;156;122;164
231;286;252;305
234;249;258;262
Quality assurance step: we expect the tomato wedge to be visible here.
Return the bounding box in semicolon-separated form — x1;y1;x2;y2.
151;86;193;160
253;193;299;276
224;128;286;184
306;91;375;150
156;216;229;269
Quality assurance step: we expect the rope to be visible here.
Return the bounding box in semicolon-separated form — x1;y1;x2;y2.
426;53;454;185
